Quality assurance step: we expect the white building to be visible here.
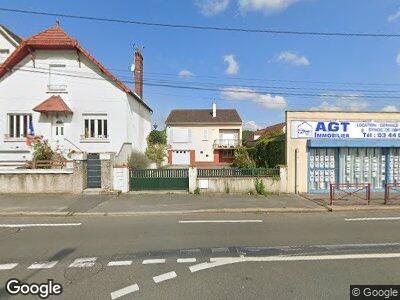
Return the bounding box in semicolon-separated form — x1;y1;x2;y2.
0;24;152;166
165;104;242;167
0;25;22;64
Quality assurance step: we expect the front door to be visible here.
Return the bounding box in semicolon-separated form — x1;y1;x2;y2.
87;153;101;188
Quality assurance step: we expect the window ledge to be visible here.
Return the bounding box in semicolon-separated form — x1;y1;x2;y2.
80;139;110;143
4;138;26;143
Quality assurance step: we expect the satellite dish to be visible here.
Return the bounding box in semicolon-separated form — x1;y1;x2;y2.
130;64;135;72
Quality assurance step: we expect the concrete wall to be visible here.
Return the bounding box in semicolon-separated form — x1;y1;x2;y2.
189;166;287;194
286;111;400;193
166;124;242;163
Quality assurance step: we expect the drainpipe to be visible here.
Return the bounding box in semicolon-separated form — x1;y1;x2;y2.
295;148;299;194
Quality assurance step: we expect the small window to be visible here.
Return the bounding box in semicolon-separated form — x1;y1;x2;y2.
7;114;32;138
49;64;67;92
0;49;10;64
83;115;108;139
203;129;209;141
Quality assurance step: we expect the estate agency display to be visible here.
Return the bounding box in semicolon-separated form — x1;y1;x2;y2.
291;120;400;192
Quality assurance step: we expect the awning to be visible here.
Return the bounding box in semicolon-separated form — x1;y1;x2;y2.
307;139;400;148
33;95;72;113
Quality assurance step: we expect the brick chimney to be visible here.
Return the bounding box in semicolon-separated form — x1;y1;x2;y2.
134;48;143;98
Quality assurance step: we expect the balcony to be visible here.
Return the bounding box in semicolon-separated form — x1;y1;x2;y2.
213;139;242;149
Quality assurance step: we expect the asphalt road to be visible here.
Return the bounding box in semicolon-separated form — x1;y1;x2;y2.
1;211;400;299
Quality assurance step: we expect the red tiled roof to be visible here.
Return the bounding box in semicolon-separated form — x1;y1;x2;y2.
0;24;152;112
33;95;72;113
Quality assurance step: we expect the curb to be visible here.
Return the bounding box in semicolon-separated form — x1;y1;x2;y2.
329;205;400;212
0;207;328;217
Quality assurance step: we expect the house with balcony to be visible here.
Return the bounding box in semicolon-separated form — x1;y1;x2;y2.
0;24;152;178
165;104;242;167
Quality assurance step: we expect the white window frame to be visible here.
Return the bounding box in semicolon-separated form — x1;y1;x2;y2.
48;63;67;92
6;113;32;139
82;114;108;140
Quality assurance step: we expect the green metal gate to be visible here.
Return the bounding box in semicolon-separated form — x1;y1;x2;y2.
130;169;189;191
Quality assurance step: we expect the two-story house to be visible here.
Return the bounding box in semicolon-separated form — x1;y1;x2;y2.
0;24;152;167
165;104;242;167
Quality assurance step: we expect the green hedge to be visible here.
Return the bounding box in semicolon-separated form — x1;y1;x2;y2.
250;134;285;168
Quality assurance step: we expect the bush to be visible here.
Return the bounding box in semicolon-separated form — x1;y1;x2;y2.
32;138;53;161
252;135;285;168
128;150;150;169
145;144;167;168
231;147;256;169
147;130;167;145
255;178;266;196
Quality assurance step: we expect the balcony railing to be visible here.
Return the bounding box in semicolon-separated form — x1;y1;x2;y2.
213;139;242;149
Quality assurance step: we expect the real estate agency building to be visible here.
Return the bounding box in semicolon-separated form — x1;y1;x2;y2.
286;111;400;193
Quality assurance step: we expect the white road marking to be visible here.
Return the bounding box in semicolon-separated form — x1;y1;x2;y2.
177;258;196;263
69;257;97;268
0;263;18;270
107;260;132;266
153;271;177;283
345;217;400;221
212;247;229;253
190;252;400;273
179;220;263;223
28;261;58;269
142;259;165;264
0;223;81;228
110;283;139;299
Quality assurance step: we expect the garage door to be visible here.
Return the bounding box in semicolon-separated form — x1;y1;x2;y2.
172;150;190;165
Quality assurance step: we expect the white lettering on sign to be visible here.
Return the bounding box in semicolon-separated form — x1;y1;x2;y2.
291;121;400;139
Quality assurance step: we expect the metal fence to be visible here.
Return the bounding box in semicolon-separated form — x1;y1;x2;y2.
197;168;280;178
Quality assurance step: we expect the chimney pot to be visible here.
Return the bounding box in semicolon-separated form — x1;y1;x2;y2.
134;48;143;98
212;103;217;118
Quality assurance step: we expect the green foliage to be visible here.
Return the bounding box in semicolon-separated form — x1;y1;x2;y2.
231;147;256;169
252;134;285;168
145;144;167;168
194;187;201;195
255;178;266;196
147;130;167;145
128;150;151;169
242;130;252;145
32;139;53;161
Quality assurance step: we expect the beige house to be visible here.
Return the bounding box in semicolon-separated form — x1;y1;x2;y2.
166;104;242;167
286;111;400;193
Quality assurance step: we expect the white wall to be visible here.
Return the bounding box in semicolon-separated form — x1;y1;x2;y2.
167;124;242;162
0;49;151;162
0;30;18;64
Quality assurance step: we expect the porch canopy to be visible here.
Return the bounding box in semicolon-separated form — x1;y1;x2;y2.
33;95;72;113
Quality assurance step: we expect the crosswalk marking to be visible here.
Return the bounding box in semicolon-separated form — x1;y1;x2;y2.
69;257;97;268
142;259;165;264
107;260;132;266
28;261;58;269
0;263;18;270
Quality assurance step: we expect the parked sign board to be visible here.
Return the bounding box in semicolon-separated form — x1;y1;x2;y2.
291;121;400;139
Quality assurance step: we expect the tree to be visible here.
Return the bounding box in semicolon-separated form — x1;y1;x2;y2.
147;130;167;145
146;144;167;168
242;130;252;143
231;146;256;169
252;135;285;168
128;150;150;169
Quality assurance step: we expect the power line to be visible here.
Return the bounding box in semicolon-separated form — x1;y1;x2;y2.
1;7;400;38
16;67;400;100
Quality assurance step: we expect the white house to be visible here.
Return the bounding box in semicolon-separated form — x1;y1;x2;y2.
0;24;152;166
165;104;242;167
0;25;22;64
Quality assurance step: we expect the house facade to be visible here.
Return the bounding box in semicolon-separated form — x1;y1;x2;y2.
0;24;152;165
165;104;242;167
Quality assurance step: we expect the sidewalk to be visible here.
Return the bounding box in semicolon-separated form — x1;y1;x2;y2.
0;193;327;216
